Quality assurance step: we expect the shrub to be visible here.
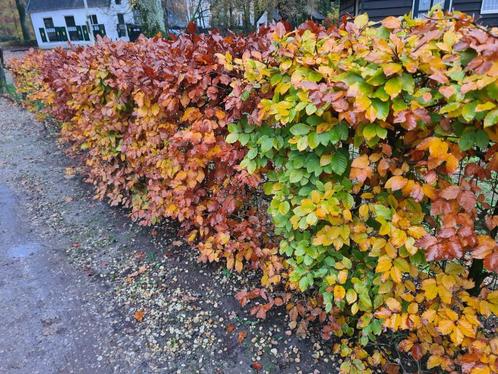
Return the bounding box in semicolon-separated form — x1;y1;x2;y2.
9;31;283;290
223;10;498;373
10;10;498;373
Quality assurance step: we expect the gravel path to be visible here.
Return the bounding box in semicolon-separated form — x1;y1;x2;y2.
0;97;339;373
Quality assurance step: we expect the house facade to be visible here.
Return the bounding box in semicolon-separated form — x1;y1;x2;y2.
26;0;139;49
340;0;498;26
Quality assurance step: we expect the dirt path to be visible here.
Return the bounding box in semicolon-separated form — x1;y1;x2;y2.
0;98;337;373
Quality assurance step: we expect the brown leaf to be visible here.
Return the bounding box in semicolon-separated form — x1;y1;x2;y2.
226;323;236;333
251;361;263;371
381;16;401;29
237;330;247;344
439;185;460;200
134;310;145;322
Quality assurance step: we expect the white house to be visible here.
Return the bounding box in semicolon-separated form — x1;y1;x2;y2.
26;0;139;49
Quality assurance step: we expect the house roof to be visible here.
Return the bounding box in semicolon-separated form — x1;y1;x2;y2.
27;0;111;13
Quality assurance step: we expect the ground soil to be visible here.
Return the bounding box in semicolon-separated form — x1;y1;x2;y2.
0;96;340;374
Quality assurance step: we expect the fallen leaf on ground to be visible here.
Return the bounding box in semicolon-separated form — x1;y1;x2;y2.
251;361;263;371
64;167;76;178
237;330;247;344
134;310;145;322
226;323;236;333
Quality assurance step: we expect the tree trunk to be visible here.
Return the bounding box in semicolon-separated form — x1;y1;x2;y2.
243;1;251;32
15;0;31;42
0;52;6;95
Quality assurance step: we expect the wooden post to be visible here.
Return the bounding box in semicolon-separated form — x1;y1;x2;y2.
0;48;6;95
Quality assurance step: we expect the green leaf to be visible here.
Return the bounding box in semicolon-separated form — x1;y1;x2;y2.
270;73;283;86
331;150;349;175
475;129;489;149
337;122;349;141
226;133;238;144
376;126;388;139
307;132;319;149
297;136;308;151
385;76;402;98
373;204;392;220
246;159;256;173
400;73;415;94
371;99;389;121
458;130;475;151
440;102;460;114
306;103;317;115
289;169;304;183
259;136;273;153
290;123;310;135
278;201;290;215
484;109;498;128
238;133;250;145
246;148;258;159
241;90;250;101
363;124;378;141
462;101;477;122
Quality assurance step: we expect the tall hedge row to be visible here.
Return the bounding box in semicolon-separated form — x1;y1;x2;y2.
11;10;498;374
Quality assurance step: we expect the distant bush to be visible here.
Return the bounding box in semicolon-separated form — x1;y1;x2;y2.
11;10;498;373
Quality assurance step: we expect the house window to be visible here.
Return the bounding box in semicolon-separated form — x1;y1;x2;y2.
43;17;58;42
117;13;127;37
482;0;498;13
412;0;452;18
65;16;76;27
43;17;54;28
89;14;98;24
65;16;83;41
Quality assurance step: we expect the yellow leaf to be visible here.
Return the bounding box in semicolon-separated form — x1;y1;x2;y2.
320;153;332;166
346;289;357;304
476;101;496;112
457;319;475;338
359;204;369;220
437;319;455;335
354;13;369;28
422;309;436;323
427;355;443;369
390;266;402;283
376;256;392;273
337;270;348;284
334;285;346;301
470;366;491;374
351;302;359;315
438;285;452;304
385;297;401;312
450;326;464;345
422;279;438;300
382;63;402;77
407;303;418;314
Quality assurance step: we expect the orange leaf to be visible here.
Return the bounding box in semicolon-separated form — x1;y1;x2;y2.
237;330;248;344
385;176;407;191
134;310;145;322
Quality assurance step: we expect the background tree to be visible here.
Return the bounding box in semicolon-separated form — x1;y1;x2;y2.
14;0;30;42
131;0;167;36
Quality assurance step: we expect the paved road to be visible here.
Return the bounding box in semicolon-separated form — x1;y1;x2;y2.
0;99;114;374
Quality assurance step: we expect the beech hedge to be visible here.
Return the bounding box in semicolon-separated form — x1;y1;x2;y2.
11;10;498;374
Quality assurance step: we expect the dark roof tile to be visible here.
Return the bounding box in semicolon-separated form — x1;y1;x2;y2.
27;0;110;13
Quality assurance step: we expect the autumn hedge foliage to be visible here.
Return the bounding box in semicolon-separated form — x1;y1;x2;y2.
11;10;498;373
